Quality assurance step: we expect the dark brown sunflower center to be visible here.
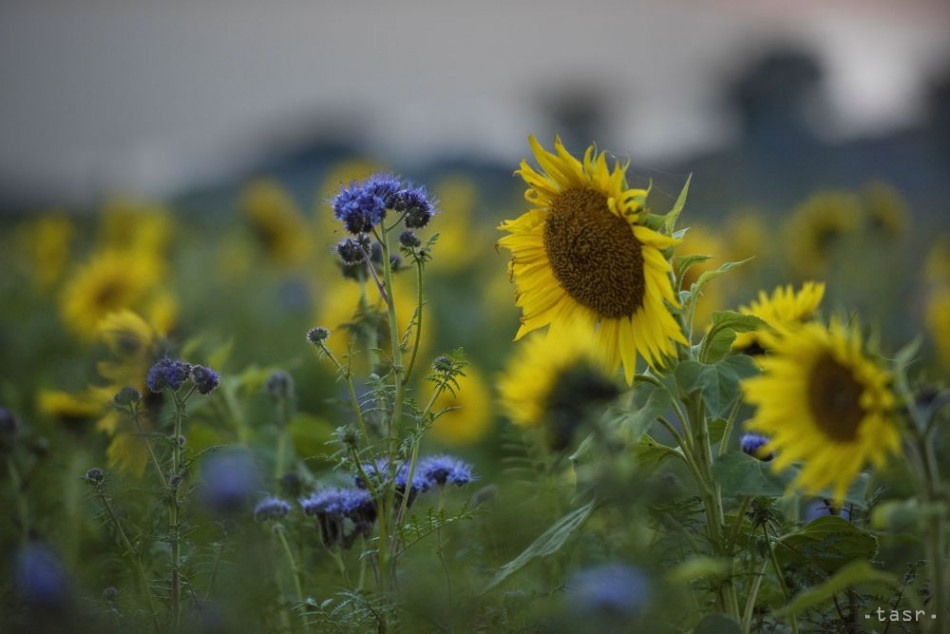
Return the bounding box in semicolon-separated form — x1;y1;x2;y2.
543;187;645;319
806;353;865;442
94;280;125;309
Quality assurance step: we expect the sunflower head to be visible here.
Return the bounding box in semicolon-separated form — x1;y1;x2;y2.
497;324;619;451
424;365;493;446
733;281;825;353
741;318;899;504
498;136;686;384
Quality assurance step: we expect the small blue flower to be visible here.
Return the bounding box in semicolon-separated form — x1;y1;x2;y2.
253;496;291;522
417;455;474;488
393;185;435;229
363;173;402;208
333;177;394;234
146;357;192;393
804;499;852;522
14;542;71;607
191;365;220;395
567;563;651;617
356;458;429;495
740;433;773;461
199;450;261;515
300;487;377;548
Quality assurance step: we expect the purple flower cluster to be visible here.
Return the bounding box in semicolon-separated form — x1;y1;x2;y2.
355;455;475;509
253;496;291;522
355;458;430;504
145;358;220;395
300;487;377;549
417;455;474;488
146;357;191;393
332;174;435;235
191;365;219;395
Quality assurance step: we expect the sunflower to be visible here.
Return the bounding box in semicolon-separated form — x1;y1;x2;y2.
423;364;493;445
498;136;686;384
98;197;174;257
861;181;908;241
95;310;158;389
314;274;430;370
785;192;861;279
59;250;163;340
239;178;313;267
741;318;899;504
498;324;618;450
733;282;825;353
925;287;950;367
16;213;74;291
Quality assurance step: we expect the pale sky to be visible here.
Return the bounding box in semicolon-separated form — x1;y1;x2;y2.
1;0;948;204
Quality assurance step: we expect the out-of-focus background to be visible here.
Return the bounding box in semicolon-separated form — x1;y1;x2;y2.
2;0;949;211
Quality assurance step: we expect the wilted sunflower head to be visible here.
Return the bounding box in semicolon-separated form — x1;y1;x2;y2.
498;135;687;384
741;317;899;504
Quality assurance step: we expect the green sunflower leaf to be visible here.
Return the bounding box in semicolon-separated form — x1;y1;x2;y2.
663;173;692;233
774;516;879;576
630;434;682;470
620;381;673;442
705;355;759;417
674;253;712;290
482;500;595;594
701;311;767;363
712;451;788;497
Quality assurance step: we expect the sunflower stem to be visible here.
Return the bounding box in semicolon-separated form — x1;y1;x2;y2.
686;394;740;620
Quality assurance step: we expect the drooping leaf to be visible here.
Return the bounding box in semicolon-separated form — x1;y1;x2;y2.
482;500;595;593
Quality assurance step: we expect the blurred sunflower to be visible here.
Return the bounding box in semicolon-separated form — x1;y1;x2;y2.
785;192;861;279
426;174;481;272
15;212;74;291
741;318;899;504
97;196;174;257
925;287;950;367
860;181;909;241
423;364;493;445
314;274;430;369
924;235;950;286
36;389;103;423
498;136;686;385
498;324;618;450
95;310;158;388
723;208;768;266
677;225;726;329
59;250;164;340
239;178;313;267
733;282;825;354
44;311;162;475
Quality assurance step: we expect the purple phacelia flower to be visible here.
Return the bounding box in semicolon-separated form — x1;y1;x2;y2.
146;357;192;393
